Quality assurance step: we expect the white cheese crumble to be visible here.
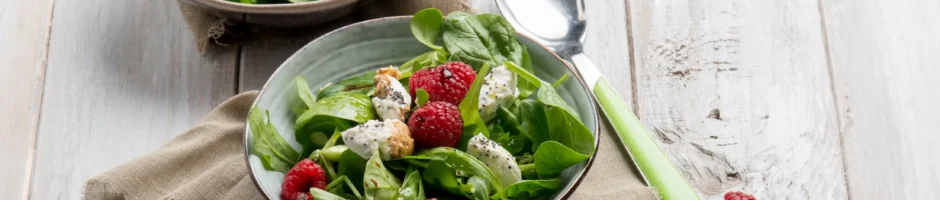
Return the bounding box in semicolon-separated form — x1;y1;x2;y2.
478;65;519;122
467;134;522;186
341;120;394;160
372;74;411;121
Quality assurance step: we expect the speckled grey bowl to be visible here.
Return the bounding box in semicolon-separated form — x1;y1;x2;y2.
245;16;600;200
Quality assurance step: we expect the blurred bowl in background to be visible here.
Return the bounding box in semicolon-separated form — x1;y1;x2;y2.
183;0;363;27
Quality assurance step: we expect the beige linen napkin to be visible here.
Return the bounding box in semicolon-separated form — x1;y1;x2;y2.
83;91;657;200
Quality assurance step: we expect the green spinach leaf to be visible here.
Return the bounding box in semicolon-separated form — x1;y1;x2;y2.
457;63;493;147
505;179;562;197
248;107;299;173
310;187;349;200
416;89;429;107
544;106;594;155
316;72;376;100
440;12;538;98
515;99;549;151
338;149;367;192
441;12;525;69
496;106;523;136
517;98;594;156
463;176;491;200
395;170;426;200
411;8;444;50
536;81;579;120
517;45;537;98
415;147;505;198
400;50;449;78
421;159;462;194
534;141;590;178
364;153;401;200
295;92;374;146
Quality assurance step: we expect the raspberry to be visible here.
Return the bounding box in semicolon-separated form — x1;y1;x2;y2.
281;159;327;200
409;62;477;105
408;101;464;148
724;191;756;200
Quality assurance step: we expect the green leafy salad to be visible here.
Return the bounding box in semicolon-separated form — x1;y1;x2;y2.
249;8;596;200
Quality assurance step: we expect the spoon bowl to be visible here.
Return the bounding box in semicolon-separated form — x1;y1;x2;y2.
496;0;586;54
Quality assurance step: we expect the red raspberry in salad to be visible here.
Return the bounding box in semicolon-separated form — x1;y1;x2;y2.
281;159;327;200
724;191;756;200
409;62;477;105
408;101;464;148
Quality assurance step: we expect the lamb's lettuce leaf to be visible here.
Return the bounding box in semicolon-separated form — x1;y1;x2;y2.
364;153;401;200
316;72;376;100
457;63;493;150
338;149;368;192
248;107;299;173
310;187;349;200
394;170;426;200
296;77;317;108
410;147;506;199
505;179;562;197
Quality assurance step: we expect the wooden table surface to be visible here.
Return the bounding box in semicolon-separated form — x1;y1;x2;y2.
2;0;938;199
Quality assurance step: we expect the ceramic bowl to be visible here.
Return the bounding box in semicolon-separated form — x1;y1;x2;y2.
245;16;600;199
181;0;361;27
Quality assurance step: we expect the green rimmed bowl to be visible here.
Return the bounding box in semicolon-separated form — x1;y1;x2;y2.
244;16;600;199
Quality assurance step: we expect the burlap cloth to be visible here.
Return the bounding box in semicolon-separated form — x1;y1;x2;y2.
83;0;659;199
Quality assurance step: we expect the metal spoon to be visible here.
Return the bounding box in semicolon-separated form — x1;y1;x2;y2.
496;1;700;199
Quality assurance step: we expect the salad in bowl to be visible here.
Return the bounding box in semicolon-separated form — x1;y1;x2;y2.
246;8;598;200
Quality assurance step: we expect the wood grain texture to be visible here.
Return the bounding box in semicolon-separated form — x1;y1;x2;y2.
820;0;940;199
0;0;54;199
628;0;847;199
27;0;237;199
582;0;635;104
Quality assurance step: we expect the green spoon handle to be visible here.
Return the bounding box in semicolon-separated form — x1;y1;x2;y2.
593;77;700;200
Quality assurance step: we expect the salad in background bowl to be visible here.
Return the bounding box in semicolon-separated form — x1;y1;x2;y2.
245;9;600;199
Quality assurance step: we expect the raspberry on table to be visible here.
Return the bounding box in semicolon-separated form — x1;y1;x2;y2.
408;62;477;105
280;159;327;200
408;101;464;148
724;191;756;200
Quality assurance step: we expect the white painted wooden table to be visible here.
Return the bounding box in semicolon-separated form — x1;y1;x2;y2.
2;0;938;199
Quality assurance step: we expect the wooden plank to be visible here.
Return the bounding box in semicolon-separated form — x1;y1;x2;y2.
0;0;54;199
27;0;238;198
820;0;940;199
628;0;847;198
581;0;634;104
